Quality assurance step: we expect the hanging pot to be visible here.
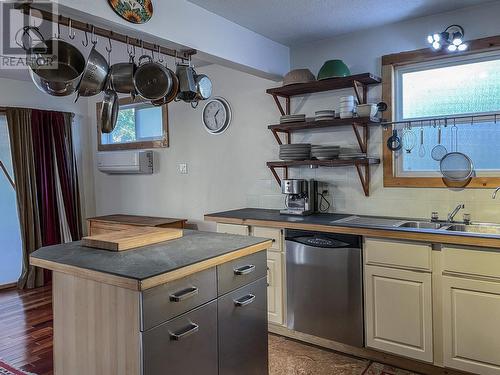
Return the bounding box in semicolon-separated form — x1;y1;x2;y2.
100;88;119;134
27;28;86;97
194;74;212;100
175;63;197;102
133;55;172;101
151;68;177;106
75;46;109;102
109;62;137;98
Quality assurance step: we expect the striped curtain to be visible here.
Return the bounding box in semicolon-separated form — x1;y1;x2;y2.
7;108;82;289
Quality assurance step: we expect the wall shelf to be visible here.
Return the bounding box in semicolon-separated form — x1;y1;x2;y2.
265;72;382;196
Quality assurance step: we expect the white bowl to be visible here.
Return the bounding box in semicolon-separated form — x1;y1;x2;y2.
357;104;377;118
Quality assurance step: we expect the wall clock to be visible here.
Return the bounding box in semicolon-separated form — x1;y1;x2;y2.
202;97;232;135
108;0;153;24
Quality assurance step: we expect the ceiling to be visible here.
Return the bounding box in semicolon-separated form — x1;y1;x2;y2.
187;0;495;45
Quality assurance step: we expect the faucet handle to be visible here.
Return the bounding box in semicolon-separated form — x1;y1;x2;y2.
463;213;471;225
431;211;439;222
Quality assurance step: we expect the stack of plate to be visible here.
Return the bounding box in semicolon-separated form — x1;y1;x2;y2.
280;114;306;123
315;110;335;121
339;96;356;119
279;144;311;161
311;145;340;160
338;147;367;159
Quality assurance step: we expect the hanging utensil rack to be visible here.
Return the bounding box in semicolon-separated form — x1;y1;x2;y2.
380;112;499;129
18;4;196;60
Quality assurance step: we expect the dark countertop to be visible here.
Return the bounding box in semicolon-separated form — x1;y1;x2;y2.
30;229;270;282
205;208;500;247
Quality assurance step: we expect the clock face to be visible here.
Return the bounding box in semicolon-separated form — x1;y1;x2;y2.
202;97;231;134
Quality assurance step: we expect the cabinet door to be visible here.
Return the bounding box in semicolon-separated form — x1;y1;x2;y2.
267;251;283;325
218;277;268;375
216;223;250;236
443;276;500;375
365;265;433;363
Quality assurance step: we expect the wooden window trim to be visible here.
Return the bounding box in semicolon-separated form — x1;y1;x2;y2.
382;34;500;188
97;97;169;152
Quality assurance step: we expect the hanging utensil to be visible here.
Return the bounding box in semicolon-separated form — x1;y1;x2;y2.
418;123;426;158
401;122;416;154
100;85;119;134
75;37;109;102
440;118;474;181
387;129;402;151
151;46;176;106
431;120;448;161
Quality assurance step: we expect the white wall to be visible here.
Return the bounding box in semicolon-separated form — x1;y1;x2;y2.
90;64;282;230
284;2;500;223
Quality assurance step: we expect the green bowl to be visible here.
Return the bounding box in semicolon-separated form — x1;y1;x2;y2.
317;60;351;80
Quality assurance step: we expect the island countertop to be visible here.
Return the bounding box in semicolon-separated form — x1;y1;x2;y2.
30;229;272;291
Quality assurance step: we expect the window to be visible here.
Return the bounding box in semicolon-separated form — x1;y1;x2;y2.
0;114;22;285
97;97;169;151
382;43;500;187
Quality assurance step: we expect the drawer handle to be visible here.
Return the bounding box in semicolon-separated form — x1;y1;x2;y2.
233;264;255;276
234;294;255;307
169;286;199;302
169;323;199;341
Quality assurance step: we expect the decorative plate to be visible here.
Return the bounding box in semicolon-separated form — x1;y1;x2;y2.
108;0;153;24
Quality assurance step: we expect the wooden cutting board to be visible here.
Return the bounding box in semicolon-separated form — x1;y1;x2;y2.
82;227;183;251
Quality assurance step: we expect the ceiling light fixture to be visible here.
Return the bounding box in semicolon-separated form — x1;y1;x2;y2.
427;25;467;52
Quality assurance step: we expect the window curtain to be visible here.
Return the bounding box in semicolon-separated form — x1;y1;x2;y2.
7;108;82;289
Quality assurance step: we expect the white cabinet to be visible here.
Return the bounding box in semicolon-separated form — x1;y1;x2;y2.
442;277;500;374
216;223;250;236
365;265;433;363
266;251;284;325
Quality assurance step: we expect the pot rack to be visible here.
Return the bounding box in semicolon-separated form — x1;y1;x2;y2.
380;112;500;129
18;4;196;60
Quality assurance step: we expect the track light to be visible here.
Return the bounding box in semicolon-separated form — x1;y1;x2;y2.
427;25;466;52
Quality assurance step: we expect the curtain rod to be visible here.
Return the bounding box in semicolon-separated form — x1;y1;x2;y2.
18;4;197;60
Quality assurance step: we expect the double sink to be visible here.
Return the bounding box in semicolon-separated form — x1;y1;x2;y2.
396;221;500;235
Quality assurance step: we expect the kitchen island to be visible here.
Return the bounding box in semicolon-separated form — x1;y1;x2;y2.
30;229;272;375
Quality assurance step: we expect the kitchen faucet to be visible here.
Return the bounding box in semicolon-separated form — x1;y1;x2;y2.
448;204;465;222
493;187;500;199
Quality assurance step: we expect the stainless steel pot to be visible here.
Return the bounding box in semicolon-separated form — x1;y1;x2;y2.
29;39;86;97
100;88;119;133
109;62;136;97
194;74;212;100
151;68;178;106
175;63;197;102
133;55;172;101
75;46;109;101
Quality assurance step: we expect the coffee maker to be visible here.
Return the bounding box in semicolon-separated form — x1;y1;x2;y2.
280;179;317;216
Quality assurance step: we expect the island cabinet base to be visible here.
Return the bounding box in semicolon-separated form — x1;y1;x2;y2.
52;272;141;375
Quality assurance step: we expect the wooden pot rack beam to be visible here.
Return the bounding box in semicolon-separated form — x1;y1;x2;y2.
19;4;196;60
264;73;382;196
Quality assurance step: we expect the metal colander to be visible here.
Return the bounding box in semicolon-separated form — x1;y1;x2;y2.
440;152;474;181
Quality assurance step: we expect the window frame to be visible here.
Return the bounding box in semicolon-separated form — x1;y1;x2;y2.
382;33;500;188
96;97;169;152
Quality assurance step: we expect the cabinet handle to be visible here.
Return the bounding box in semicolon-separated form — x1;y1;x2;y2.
169;286;199;302
234;294;255;307
233;264;255;275
169;323;199;341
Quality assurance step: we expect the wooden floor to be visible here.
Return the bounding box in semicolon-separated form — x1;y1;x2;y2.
0;284;53;375
0;285;417;375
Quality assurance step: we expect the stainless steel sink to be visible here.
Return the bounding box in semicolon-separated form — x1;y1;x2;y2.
443;224;500;235
396;221;443;229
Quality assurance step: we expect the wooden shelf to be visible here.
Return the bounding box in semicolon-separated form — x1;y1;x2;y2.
266;158;380;197
268;117;381;132
266;73;381;98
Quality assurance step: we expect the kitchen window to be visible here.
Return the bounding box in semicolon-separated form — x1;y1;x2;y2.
382;43;500;188
97;97;169;151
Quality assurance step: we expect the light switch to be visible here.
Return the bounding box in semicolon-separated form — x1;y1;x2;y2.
178;163;188;174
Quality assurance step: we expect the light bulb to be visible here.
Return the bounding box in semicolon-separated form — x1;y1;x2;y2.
433;33;440;42
448;44;457;52
452;38;462;46
432;41;441;50
427;35;434;44
458;43;468;51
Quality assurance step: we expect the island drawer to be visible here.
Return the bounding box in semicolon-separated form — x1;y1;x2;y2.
217;250;267;295
141;267;217;331
142;300;218;375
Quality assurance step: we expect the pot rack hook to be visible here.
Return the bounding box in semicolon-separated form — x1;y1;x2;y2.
54;15;61;39
105;35;112;63
82;25;89;47
68;18;76;40
157;45;163;63
90;25;98;46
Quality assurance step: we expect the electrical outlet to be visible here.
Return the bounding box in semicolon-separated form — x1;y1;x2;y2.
178;163;188;174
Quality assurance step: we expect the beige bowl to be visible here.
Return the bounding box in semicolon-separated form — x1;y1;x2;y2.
283;69;316;86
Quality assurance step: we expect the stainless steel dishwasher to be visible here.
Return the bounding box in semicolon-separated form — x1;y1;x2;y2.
286;229;364;347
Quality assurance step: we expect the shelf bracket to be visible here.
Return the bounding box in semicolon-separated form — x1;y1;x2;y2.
271;130;291;145
355;164;370;197
268;165;287;186
271;94;287;116
352;123;369;153
352;80;366;105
